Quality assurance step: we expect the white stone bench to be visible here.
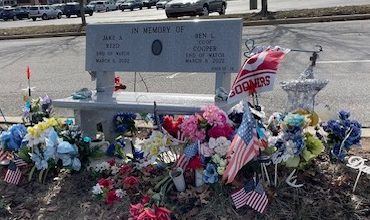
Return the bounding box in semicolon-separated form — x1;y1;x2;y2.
53;19;242;140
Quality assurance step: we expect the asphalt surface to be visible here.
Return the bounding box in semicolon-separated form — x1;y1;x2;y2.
0;20;369;126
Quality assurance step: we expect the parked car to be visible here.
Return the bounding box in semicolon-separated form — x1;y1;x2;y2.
120;0;143;11
1;7;29;20
115;0;126;9
19;5;32;13
51;3;66;15
156;0;171;9
64;2;94;18
94;1;116;12
29;5;63;21
86;1;99;11
165;0;226;18
142;0;158;9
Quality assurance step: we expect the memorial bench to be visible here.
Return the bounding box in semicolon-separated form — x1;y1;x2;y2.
53;19;243;140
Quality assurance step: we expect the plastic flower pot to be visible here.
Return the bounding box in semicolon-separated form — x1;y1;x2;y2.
195;169;204;187
169;167;186;192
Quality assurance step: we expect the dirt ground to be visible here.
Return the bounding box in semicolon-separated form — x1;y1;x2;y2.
1;138;369;220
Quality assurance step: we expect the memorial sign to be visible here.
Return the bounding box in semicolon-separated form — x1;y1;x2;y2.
86;19;242;73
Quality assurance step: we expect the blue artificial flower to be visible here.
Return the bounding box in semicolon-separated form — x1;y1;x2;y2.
0;124;27;151
83;136;92;143
30;147;49;170
113;112;136;133
203;163;219;184
284;113;305;128
56;142;81;171
65;118;74;126
338;110;350;121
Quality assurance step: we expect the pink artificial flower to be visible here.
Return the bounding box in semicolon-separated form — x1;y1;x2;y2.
201;105;228;127
154;206;171;220
123;176;140;189
130;203;144;218
105;190;118;204
98;178;112;188
181;115;206;142
137;208;157;220
208;124;234;139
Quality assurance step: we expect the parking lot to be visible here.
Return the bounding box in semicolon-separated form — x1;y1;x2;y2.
0;0;249;28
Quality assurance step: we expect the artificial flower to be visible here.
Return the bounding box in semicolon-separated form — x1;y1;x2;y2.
137;208;156;220
107;159;116;166
181;115;206;142
207;124;234;139
111;165;120;175
106;190;118;204
115;189;126;198
130;203;144;218
123;176;140;188
203;163;219;184
154;206;171;220
0;124;27;151
141;195;151;204
188;155;203;170
92;183;103;195
217;166;225;175
162;115;184;138
199;143;214;157
98;178;112;188
120;164;133;175
284;113;306;128
201;105;228;127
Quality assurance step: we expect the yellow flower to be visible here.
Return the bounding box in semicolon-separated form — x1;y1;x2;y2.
28;127;36;136
46;118;58;127
150;146;159;156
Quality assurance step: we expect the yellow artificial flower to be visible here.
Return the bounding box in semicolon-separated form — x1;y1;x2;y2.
150;146;159;156
27;127;36;136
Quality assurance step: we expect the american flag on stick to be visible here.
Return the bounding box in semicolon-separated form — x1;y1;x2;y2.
222;106;266;184
175;143;198;171
0;149;11;162
231;179;268;213
4;157;27;185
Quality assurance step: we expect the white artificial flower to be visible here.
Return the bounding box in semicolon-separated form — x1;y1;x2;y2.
92;183;103;195
115;189;126;198
208;138;217;149
217;166;225;175
214;145;228;157
216;136;228;146
111;165;120;175
212;154;221;163
218;158;227;167
159;146;169;153
101;162;111;171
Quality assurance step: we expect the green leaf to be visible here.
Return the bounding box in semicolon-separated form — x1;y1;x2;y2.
302;148;316;162
285;156;300;167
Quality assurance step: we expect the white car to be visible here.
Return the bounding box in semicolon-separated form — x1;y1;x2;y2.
94;1;117;11
29;5;63;21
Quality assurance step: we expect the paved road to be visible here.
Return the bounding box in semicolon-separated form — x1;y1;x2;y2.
0;0;369;29
0;20;369;126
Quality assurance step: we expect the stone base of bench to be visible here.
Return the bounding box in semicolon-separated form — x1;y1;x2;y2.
53;91;230;140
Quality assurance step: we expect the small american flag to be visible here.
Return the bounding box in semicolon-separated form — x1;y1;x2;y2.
223;106;265;184
0;149;11;161
231;180;268;213
4;157;27;185
175;143;198;170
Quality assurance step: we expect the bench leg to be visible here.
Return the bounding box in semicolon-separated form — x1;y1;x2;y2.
74;109;118;142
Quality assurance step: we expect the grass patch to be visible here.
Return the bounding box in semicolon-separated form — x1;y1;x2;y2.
0;24;85;37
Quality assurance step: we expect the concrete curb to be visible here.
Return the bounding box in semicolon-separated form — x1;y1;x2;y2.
1;13;370;40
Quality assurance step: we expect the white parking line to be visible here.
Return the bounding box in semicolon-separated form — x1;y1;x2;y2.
166;72;181;79
317;60;370;64
166;72;198;79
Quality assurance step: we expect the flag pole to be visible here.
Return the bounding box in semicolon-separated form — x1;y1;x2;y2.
26;66;31;97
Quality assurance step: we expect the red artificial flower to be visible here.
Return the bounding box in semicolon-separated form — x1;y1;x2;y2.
208;124;234;139
137;208;157;220
120;164;133;176
188;155;203;170
107;159;116;166
162;115;184;138
123;176;140;188
129;203;144;217
105;190;118;205
98;178;112;188
141;195;151;204
114;76;127;91
143;165;156;175
154;206;171;220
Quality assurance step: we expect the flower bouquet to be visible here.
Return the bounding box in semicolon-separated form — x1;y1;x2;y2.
319;110;361;161
22;95;53;124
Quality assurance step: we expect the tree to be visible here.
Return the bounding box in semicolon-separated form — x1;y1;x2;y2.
79;0;87;26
